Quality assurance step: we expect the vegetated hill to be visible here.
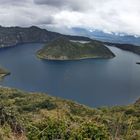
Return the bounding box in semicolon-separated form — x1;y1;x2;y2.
0;87;139;140
0;26;91;48
37;37;115;60
0;67;10;78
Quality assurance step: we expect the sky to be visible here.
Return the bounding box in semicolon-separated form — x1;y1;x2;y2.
0;0;140;36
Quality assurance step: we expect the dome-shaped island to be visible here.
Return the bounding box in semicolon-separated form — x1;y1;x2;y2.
37;37;115;60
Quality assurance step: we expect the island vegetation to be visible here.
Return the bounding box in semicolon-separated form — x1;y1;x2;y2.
37;37;115;60
0;87;140;140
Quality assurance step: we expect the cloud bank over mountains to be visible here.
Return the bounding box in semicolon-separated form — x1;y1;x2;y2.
0;0;140;36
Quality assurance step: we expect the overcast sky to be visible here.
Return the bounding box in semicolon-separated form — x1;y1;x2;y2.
0;0;140;36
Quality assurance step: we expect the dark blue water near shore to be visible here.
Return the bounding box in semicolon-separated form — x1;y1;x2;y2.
0;43;140;107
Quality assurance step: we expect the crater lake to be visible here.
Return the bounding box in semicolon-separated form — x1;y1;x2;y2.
0;43;140;107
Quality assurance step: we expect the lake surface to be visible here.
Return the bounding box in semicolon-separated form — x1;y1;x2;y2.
0;43;140;107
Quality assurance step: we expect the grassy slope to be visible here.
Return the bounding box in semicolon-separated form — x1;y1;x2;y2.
37;37;115;60
0;87;140;140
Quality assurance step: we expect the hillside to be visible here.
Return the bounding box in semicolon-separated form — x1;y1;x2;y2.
0;26;91;48
37;37;115;60
105;42;140;56
0;87;139;140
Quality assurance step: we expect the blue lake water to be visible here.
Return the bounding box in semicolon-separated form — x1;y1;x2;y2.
0;43;140;107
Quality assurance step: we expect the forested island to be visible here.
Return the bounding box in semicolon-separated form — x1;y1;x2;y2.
37;37;115;60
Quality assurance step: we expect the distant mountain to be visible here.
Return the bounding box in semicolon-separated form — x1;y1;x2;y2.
72;27;140;46
0;26;91;48
37;37;115;60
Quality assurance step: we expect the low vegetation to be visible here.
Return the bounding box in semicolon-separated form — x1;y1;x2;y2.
0;87;140;140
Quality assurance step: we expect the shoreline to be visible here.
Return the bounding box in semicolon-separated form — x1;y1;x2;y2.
37;53;115;61
0;86;139;107
0;67;10;78
0;85;138;108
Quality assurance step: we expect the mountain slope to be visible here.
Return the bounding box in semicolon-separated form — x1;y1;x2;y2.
0;87;140;140
105;42;140;55
37;37;115;60
0;26;91;48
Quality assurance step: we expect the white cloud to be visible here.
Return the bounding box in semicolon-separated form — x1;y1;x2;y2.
0;0;140;36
